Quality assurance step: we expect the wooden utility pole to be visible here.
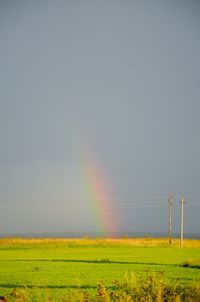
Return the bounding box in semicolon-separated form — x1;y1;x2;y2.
168;193;173;244
180;195;186;247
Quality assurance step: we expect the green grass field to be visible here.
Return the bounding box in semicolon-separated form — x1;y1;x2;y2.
0;238;200;301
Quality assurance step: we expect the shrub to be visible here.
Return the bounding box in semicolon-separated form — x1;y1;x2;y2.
3;274;200;302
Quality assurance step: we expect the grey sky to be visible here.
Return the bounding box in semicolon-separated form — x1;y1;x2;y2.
0;0;200;235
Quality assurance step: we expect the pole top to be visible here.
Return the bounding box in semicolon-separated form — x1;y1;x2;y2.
179;194;186;204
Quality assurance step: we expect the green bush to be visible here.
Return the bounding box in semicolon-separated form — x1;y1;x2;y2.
2;274;200;302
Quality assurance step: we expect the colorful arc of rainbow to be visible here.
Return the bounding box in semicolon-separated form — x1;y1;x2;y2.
79;141;118;236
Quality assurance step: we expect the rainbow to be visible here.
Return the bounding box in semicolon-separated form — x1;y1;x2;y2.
77;138;118;236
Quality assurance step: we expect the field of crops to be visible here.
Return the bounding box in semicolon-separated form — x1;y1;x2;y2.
0;238;200;301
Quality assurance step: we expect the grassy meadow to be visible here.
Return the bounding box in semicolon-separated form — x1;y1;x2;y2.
0;237;200;301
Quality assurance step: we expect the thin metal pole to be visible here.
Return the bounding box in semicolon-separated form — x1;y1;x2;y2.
180;195;185;247
168;193;172;244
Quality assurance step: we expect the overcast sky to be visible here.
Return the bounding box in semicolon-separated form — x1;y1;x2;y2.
0;0;200;236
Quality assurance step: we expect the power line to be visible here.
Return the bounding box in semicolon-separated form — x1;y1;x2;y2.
0;195;170;201
188;202;200;206
0;203;167;209
184;195;200;199
0;195;199;209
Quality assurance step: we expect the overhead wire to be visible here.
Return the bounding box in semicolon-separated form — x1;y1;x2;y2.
0;195;199;210
0;196;168;201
